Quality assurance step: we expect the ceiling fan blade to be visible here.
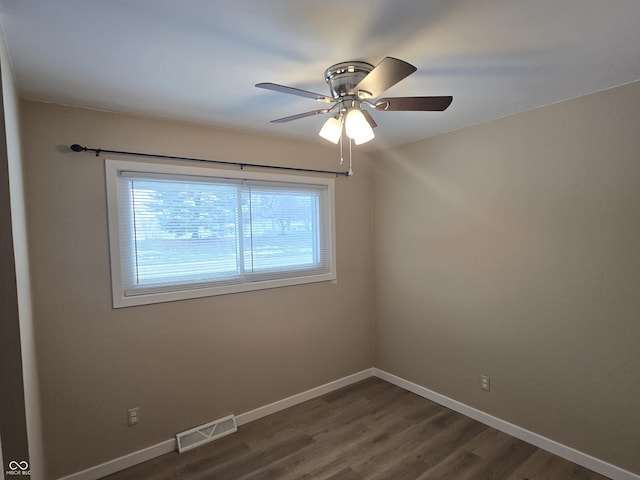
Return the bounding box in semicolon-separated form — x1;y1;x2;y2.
354;57;417;99
361;109;377;128
375;96;453;111
270;109;330;123
256;82;334;103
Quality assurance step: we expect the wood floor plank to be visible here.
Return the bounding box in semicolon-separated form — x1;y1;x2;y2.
515;456;612;480
274;397;445;479
321;406;454;478
191;433;315;480
325;467;363;480
416;450;482;480
364;415;488;480
239;422;371;480
505;448;585;480
459;435;539;480
103;378;612;480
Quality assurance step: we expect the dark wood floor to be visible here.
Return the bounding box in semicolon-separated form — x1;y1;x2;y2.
104;377;610;480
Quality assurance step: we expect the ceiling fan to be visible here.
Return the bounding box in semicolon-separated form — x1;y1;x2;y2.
256;57;452;145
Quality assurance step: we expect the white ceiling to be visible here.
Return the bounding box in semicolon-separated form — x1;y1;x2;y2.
1;0;640;150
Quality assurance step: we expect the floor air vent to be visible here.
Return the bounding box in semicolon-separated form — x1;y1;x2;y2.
176;414;237;453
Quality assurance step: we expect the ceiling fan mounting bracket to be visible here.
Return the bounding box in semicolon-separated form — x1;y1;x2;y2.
324;61;374;99
374;100;390;111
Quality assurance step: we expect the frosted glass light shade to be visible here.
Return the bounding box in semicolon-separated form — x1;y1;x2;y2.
345;108;375;145
318;116;343;144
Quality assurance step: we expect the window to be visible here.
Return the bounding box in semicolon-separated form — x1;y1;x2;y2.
105;160;336;307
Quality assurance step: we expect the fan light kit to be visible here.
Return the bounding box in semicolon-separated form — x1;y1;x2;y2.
256;57;453;148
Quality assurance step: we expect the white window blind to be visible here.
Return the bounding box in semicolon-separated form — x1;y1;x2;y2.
106;160;336;307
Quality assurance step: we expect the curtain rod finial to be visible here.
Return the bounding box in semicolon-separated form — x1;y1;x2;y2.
70;144;85;152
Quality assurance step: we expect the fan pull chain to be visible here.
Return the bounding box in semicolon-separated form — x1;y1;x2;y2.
336;133;352;176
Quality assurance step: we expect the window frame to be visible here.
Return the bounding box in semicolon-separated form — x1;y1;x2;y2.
105;159;336;308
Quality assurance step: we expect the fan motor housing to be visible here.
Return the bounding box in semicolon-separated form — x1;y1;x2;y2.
324;61;374;99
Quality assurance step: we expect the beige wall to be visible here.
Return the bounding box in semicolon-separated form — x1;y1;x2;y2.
372;81;640;474
20;100;374;478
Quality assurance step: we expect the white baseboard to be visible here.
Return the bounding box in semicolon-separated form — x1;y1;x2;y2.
235;368;375;426
57;367;639;480
56;368;374;480
56;438;176;480
373;368;639;480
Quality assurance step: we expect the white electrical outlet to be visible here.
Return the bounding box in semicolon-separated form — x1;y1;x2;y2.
127;407;140;426
480;375;491;392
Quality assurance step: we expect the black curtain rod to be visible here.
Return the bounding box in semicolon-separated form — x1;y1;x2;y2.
69;144;351;177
